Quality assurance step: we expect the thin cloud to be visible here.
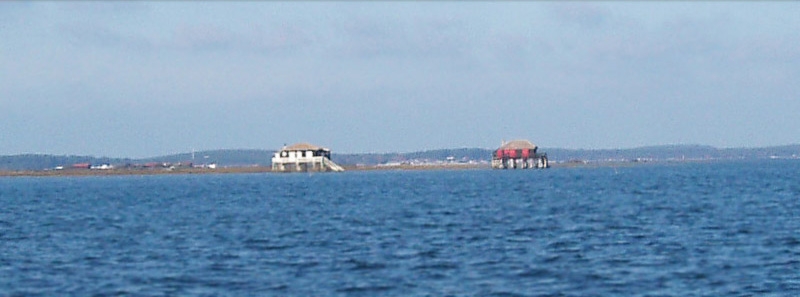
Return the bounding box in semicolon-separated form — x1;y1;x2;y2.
548;3;611;29
59;21;153;51
171;23;237;51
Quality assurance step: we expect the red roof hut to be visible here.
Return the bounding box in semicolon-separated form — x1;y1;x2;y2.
491;139;549;169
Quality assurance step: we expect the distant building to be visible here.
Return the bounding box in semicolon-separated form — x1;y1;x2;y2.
271;143;344;172
144;162;161;169
491;139;549;169
71;163;91;169
91;164;113;170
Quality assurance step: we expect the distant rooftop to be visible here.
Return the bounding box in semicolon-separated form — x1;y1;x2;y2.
281;143;330;152
498;140;538;150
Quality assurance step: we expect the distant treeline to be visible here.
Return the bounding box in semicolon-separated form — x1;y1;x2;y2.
0;154;133;172
2;145;799;171
546;144;800;162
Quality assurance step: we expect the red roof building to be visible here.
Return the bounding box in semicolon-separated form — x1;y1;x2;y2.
491;139;549;169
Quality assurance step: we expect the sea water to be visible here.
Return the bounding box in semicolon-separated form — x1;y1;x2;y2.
1;160;799;296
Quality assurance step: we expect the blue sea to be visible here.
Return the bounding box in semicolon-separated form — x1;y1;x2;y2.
1;160;799;296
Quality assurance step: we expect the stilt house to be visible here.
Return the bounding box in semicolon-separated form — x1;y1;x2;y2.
271;143;344;172
491;139;549;169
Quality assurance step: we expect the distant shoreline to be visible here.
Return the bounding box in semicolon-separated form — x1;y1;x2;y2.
4;159;788;178
3;144;798;174
0;161;703;178
0;164;489;177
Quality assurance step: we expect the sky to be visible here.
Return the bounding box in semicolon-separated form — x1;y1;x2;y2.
1;2;799;158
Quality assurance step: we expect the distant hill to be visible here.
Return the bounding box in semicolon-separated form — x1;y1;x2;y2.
544;144;800;162
0;150;273;171
543;145;720;162
140;149;276;167
335;144;800;165
2;145;799;171
333;148;491;165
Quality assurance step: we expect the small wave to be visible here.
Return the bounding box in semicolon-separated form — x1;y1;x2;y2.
390;248;419;259
511;226;540;235
483;291;530;297
785;237;800;246
516;268;552;278
243;238;291;251
763;259;800;267
263;260;319;270
336;284;395;293
545;240;581;251
412;261;459;271
345;259;388;271
392;248;440;260
278;229;308;238
206;252;240;262
541;254;562;263
673;270;709;280
506;236;533;243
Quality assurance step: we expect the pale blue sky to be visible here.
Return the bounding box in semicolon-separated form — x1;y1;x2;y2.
2;2;799;157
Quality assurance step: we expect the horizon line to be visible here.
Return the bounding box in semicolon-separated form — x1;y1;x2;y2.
3;143;800;160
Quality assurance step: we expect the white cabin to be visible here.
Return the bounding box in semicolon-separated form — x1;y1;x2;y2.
271;143;344;172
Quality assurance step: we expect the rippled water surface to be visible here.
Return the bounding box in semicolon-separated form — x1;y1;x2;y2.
2;160;799;296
